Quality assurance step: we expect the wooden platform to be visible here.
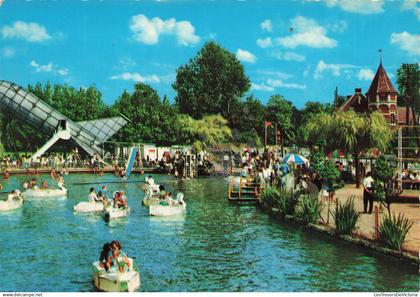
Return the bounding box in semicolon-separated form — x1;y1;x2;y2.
227;177;262;203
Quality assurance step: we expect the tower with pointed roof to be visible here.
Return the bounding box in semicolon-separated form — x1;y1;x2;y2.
366;61;398;126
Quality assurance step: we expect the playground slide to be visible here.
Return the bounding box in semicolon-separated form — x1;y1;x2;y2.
125;147;138;179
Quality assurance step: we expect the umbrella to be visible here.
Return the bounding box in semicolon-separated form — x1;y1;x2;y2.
282;153;309;165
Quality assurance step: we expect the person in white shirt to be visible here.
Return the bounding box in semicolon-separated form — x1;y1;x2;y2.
363;172;375;214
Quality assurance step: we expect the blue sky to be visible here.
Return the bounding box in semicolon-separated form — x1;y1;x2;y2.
0;0;419;109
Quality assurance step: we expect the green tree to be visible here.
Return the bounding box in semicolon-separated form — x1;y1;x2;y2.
372;156;394;217
396;63;419;124
176;114;232;152
111;83;177;145
232;95;265;146
306;110;393;188
173;41;250;121
266;95;294;146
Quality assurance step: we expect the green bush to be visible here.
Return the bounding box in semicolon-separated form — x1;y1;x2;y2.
331;196;359;235
260;186;296;218
379;213;413;251
298;197;323;225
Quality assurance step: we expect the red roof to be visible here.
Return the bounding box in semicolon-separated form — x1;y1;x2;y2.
339;89;368;112
366;63;397;99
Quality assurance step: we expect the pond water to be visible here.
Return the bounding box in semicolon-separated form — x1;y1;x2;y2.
0;174;418;292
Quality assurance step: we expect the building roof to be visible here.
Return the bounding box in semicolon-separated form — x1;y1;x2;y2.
339;88;368;112
366;62;397;99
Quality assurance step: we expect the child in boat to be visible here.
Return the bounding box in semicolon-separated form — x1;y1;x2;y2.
41;180;48;189
113;191;127;208
111;240;130;273
99;243;113;272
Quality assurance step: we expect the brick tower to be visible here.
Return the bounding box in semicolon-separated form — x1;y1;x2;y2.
366;61;398;126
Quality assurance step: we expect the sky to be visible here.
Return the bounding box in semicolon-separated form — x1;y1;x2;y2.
0;0;419;109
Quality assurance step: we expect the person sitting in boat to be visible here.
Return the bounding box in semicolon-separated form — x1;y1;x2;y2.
113;191;127;209
88;188;98;203
119;191;128;208
7;189;21;201
97;185;109;204
159;185;166;199
146;175;156;186
41;180;49;189
29;178;37;189
111;240;130;273
99;243;113;272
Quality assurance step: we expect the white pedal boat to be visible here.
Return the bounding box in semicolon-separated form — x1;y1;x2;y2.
23;186;67;198
142;195;160;206
73;201;104;213
149;193;186;216
103;206;131;221
0;191;24;212
92;258;141;292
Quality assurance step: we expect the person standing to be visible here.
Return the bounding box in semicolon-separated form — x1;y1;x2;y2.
363;171;374;214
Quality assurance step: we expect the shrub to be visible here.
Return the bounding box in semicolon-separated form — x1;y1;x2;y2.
298;196;323;225
260;186;296;218
331;196;359;235
379;213;413;251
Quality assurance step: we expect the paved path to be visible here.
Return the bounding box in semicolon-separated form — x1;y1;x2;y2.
320;184;419;256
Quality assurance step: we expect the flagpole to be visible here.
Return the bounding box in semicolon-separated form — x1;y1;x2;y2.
275;123;278;146
264;123;267;147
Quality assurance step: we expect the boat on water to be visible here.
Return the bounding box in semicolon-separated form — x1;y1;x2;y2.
103;206;131;221
149;193;186;216
92;258;140;292
0;190;24;212
142;195;160;206
23;185;67;198
73;201;104;213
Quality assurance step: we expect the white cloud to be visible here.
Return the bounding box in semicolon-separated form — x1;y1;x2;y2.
251;83;274;92
1;47;15;58
325;0;385;14
327;20;348;33
110;72;160;84
261;19;272;32
30;60;69;76
256;70;293;80
314;60;357;79
256;37;272;48
119;57;136;69
401;0;420;21
236;49;256;63
276;16;337;49
2;21;51;42
357;68;374;81
30;60;53;72
129;14;200;46
57;68;69;76
390;31;420;56
266;78;306;90
270;50;305;62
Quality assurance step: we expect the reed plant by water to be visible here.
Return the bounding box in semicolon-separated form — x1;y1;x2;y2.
260;186;296;219
298;196;323;225
331;196;359;235
379;213;413;251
